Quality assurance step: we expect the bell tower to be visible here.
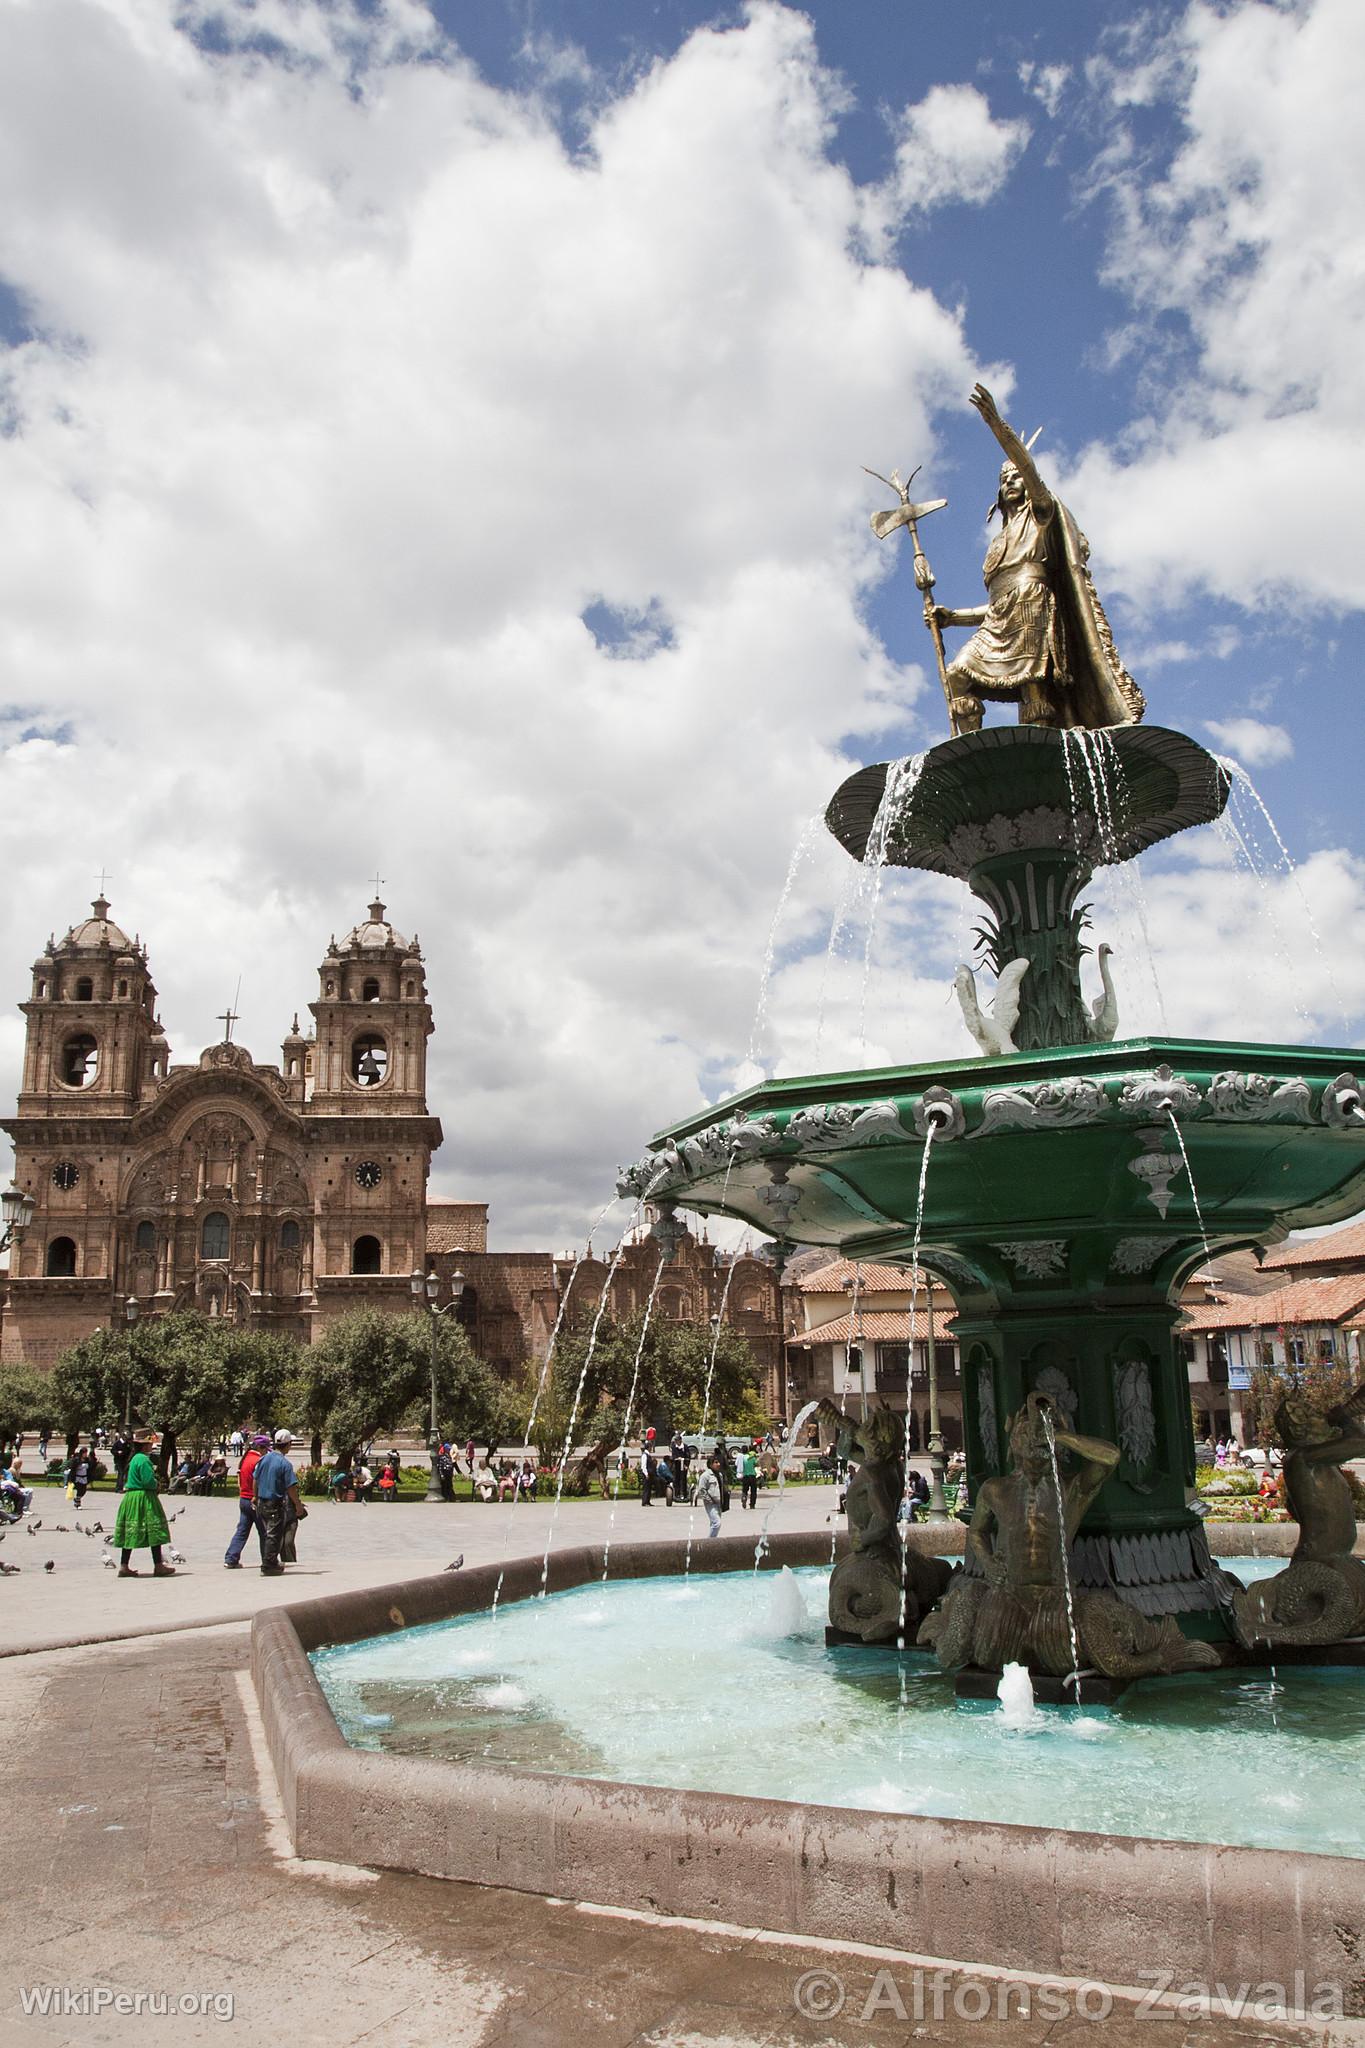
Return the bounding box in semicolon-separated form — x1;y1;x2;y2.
307;897;432;1115
16;896;164;1117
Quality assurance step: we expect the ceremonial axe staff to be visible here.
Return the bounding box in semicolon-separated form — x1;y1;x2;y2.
863;464;957;733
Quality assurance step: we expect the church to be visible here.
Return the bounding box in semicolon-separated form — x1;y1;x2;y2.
0;889;559;1369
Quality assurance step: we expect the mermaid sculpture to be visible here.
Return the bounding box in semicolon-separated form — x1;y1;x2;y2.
819;1400;952;1642
1233;1386;1365;1648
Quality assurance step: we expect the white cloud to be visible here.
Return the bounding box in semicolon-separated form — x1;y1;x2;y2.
1062;0;1365;614
863;83;1029;246
1017;60;1071;119
0;0;986;1248
1203;717;1293;768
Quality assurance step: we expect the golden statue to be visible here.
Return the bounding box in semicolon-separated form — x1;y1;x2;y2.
873;385;1146;737
919;1393;1217;1681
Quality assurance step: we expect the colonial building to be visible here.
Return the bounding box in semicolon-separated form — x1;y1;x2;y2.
555;1226;786;1418
1;892;442;1363
786;1258;964;1450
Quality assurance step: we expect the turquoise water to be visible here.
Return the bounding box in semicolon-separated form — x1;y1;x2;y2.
311;1560;1365;1858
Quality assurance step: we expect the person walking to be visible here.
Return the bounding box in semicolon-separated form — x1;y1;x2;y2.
640;1446;655;1508
694;1453;724;1539
252;1429;306;1576
114;1430;174;1577
69;1444;94;1508
740;1445;758;1511
225;1434;267;1568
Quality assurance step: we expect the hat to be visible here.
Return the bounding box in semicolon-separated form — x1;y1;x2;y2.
273;1428;294;1446
251;1433;271;1449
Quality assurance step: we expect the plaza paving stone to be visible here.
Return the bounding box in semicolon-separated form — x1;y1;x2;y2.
0;1496;1356;2046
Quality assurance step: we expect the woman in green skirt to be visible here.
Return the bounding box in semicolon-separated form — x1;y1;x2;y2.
114;1429;175;1577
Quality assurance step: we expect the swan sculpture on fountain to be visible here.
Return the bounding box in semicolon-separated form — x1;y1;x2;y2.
953;957;1029;1057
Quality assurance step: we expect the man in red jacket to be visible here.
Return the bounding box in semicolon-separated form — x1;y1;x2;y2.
225;1432;269;1568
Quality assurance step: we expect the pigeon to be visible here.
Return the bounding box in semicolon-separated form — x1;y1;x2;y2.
29;1519;41;1533
103;1534;115;1546
53;1523;70;1533
43;1560;54;1572
168;1549;186;1565
0;1562;19;1576
90;1521;103;1534
169;1508;185;1522
443;1555;464;1572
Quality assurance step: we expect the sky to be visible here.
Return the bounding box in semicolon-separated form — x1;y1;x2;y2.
1;0;1363;1252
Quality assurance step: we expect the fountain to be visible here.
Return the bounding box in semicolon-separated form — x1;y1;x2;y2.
252;384;1365;2001
620;383;1365;1685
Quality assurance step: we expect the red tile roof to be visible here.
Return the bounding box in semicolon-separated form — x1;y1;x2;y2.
1180;1274;1365;1333
797;1258;949;1295
1261;1219;1365;1270
788;1308;957;1347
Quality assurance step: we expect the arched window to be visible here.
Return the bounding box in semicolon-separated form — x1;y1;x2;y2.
74;976;93;1002
350;1033;388;1086
135;1220;155;1254
45;1237;77;1277
351;1234;382;1275
201;1211;231;1261
36;979;47;999
362;977;380;1002
456;1283;478;1332
117;978;128;997
405;980;415;998
280;1219;301;1252
60;1035;98;1088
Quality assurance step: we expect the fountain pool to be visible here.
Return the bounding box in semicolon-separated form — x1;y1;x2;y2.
312;1559;1365;1862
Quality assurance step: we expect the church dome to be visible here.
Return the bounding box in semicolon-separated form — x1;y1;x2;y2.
341;899;409;953
60;896;132;954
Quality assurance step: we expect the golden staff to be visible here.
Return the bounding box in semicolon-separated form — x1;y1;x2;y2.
863;465;955;731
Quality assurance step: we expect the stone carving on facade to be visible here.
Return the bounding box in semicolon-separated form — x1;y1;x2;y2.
785;1100;910;1150
1321;1072;1365;1130
1127;1127;1186;1219
1117;1065;1201;1119
919;1393;1218;1680
1232;1386;1365;1648
1114;1355;1158;1481
1109;1235;1177;1276
912;1086;966;1142
819;1400;953;1642
976;1359;1000;1469
972;1075;1108;1137
993;1238;1067;1280
1205;1071;1312;1124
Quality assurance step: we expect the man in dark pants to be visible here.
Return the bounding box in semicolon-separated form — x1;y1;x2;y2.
252;1429;307;1575
640;1447;655;1507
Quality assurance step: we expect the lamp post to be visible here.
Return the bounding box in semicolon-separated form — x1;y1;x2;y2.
411;1260;467;1503
0;1184;35;1255
123;1295;139;1437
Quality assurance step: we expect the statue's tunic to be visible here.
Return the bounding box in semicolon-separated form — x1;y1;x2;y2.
953;505;1067;701
949;496;1146;730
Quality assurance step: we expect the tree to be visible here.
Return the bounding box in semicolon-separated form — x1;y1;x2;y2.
300;1308;509;1460
51;1313;305;1472
544;1313;766;1453
0;1362;60;1449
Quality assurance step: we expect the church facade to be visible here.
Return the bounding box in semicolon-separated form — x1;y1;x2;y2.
0;893;442;1364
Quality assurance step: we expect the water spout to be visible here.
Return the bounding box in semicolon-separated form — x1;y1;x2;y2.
1040;1410;1082;1701
997;1662;1046;1732
754;1398;822;1568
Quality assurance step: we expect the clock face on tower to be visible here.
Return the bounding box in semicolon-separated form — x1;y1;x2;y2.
52;1162;79;1190
354;1160;383;1190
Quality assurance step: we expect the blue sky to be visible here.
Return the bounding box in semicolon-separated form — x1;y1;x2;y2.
0;0;1361;1245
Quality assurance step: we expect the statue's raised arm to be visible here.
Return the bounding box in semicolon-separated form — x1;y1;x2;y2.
969;384;1052;521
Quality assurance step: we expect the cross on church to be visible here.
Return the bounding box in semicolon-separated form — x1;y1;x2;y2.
368;870;385;899
95;866;112;897
217;997;240;1044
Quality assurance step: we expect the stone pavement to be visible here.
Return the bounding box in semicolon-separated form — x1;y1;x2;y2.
0;1486;844;1656
0;1622;1349;2048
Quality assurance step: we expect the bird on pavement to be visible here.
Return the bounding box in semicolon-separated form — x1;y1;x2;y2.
168;1549;186;1565
443;1555;464;1572
43;1560;54;1572
29;1519;41;1533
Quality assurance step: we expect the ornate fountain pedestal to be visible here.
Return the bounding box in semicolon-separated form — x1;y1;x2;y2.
626;726;1365;1661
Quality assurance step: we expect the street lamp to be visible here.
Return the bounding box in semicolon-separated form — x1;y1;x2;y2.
121;1296;140;1460
411;1259;467;1503
0;1184;35;1254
